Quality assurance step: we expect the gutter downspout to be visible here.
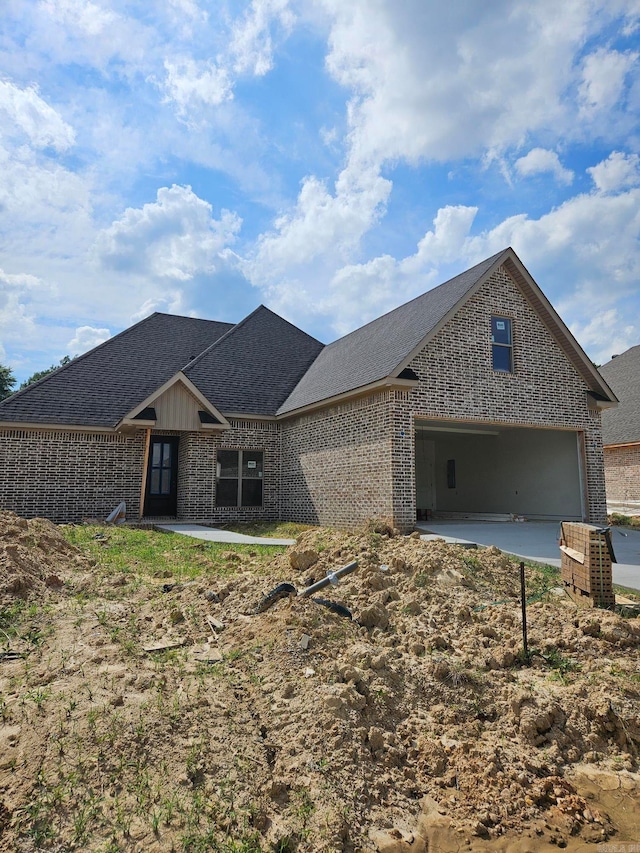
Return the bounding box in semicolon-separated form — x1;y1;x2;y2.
139;428;152;519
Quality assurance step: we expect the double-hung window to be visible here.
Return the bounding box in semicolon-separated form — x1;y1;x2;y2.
216;449;263;507
491;316;513;372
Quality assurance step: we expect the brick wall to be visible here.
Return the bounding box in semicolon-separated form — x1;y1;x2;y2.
399;266;606;525
179;420;281;523
0;429;145;522
0;421;280;524
280;394;395;527
280;265;607;529
604;444;640;503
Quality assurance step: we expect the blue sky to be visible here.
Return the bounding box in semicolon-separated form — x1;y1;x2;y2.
1;0;640;384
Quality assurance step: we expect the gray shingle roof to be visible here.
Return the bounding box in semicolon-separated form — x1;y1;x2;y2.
0;313;233;427
599;345;640;445
184;306;324;415
277;249;506;414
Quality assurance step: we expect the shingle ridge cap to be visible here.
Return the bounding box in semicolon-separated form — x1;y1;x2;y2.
322;248;509;352
258;304;325;346
182;306;266;372
0;311;165;408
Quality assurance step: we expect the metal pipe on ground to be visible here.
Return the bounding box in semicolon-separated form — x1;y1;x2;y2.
298;561;359;597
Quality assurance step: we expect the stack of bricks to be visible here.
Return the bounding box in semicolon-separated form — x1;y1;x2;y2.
560;522;615;608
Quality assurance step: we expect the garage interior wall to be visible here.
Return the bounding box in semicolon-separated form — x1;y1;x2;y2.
415;425;583;519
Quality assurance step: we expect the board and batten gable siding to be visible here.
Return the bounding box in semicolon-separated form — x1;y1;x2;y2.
152;382;208;432
604;444;640;504
280;392;395;527
0;429;145;522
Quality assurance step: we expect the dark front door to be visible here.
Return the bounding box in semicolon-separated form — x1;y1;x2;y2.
144;437;179;517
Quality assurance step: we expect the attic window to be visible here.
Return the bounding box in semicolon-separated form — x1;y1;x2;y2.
198;410;220;424
491;316;513;373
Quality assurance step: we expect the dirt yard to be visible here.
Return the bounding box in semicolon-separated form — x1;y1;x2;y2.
0;511;638;852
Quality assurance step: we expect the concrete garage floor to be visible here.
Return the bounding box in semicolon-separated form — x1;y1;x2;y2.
417;520;640;591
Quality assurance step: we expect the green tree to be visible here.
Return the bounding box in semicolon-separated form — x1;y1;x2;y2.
0;364;16;401
19;355;72;390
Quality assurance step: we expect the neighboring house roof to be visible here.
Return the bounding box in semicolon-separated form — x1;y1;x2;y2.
599;345;640;445
0;313;233;427
184;305;324;416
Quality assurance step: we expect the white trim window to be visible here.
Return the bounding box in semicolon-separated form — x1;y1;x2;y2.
491;316;513;372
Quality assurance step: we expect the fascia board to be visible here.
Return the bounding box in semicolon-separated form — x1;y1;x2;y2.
276;376;418;420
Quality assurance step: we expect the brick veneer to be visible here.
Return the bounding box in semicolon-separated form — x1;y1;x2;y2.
281;265;607;529
0;421;280;524
280;393;395;527
0;429;145;522
604;444;640;504
178;420;281;522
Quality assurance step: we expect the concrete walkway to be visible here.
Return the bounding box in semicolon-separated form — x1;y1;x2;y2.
155;523;295;547
417;521;640;591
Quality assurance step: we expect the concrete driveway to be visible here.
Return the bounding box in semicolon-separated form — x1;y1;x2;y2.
417;521;640;591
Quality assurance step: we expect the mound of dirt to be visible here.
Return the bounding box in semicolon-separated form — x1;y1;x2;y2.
0;519;638;853
0;511;90;603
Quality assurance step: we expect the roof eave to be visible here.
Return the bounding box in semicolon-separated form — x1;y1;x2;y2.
277;376;419;419
0;420;116;432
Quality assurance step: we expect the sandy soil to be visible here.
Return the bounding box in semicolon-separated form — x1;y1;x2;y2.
0;512;638;852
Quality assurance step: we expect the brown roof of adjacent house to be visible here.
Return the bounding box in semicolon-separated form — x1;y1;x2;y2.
599;345;640;445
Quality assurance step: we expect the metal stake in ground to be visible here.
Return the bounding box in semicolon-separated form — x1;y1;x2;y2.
520;561;529;664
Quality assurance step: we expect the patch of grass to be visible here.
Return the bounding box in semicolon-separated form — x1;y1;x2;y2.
609;512;640;530
217;521;313;539
0;600;27;638
63;524;287;581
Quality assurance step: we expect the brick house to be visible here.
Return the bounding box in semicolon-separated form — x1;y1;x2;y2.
599;345;640;513
0;248;617;530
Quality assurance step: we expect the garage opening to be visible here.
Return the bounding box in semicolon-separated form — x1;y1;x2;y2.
415;420;584;521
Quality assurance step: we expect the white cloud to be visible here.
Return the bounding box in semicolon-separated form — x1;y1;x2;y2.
0;80;75;151
39;0;116;37
230;0;295;76
569;308;638;366
246;163;391;283
588;151;640;192
67;325;111;354
401;205;479;275
579;47;638;114
0;268;52;359
322;0;597;166
162;58;233;114
514;148;574;185
96;184;241;281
